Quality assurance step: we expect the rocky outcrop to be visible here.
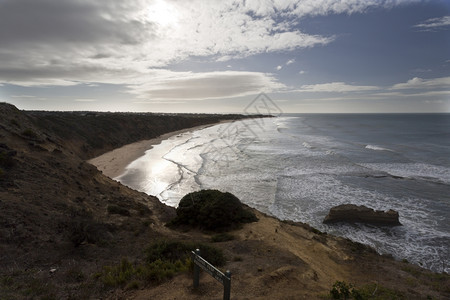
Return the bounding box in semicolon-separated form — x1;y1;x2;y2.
323;204;401;226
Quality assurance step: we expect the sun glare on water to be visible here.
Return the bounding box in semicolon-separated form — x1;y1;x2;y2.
147;0;179;28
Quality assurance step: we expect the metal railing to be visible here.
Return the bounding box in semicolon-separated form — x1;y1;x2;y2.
192;249;231;300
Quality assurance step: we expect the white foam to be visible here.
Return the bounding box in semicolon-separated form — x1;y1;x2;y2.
365;144;393;152
269;174;450;273
302;142;312;149
361;162;450;184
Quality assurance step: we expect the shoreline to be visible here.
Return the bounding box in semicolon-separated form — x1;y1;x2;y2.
88;121;229;179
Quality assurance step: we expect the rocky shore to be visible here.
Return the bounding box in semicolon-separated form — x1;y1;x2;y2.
1;103;448;299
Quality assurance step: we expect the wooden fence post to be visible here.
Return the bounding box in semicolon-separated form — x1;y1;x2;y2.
192;248;232;300
223;270;231;300
193;248;200;289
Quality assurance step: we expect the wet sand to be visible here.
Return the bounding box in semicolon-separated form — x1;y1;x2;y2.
88;122;225;179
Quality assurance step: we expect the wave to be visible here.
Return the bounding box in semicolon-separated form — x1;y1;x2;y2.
302;142;312;149
365;144;393;152
360;162;450;184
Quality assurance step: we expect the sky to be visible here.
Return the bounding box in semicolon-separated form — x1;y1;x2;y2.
0;0;449;113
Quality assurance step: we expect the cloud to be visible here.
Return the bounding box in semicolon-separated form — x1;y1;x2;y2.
276;65;283;71
413;16;450;29
390;76;450;90
134;100;187;104
11;95;36;98
286;59;295;65
0;0;336;88
286;0;420;18
0;0;415;90
424;100;445;104
75;99;97;102
297;82;379;93
129;70;285;100
299;70;306;74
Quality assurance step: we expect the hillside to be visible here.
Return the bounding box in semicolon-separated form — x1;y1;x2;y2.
0;103;448;299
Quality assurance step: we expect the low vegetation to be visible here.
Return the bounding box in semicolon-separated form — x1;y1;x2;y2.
96;240;226;288
168;189;258;231
327;280;409;300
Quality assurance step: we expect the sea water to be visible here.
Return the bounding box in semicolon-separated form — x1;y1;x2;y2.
116;114;450;273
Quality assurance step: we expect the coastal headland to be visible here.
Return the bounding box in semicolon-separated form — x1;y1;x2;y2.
1;103;448;299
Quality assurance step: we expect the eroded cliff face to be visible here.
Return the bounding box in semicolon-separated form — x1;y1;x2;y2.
26;108;252;159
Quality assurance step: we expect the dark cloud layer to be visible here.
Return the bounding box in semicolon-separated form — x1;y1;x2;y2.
0;0;154;46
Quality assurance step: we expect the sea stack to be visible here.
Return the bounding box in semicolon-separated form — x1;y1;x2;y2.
323;204;401;226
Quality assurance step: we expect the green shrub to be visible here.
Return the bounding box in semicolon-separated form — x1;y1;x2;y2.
330;281;363;300
126;280;140;290
98;255;190;287
107;205;130;216
137;259;189;283
101;258;135;286
168;189;257;231
97;240;224;288
145;240;226;267
329;281;406;300
358;283;406;299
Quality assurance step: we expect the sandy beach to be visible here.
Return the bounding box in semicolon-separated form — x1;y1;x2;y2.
88;122;224;179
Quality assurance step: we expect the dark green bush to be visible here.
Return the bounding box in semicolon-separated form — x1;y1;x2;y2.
168;189;257;231
330;281;364;300
145;240;226;267
97;240;224;287
329;281;407;300
100;258;136;286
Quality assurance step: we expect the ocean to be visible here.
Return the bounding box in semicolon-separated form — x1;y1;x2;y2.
116;114;450;273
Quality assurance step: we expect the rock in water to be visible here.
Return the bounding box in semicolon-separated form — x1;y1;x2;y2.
323;204;401;226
